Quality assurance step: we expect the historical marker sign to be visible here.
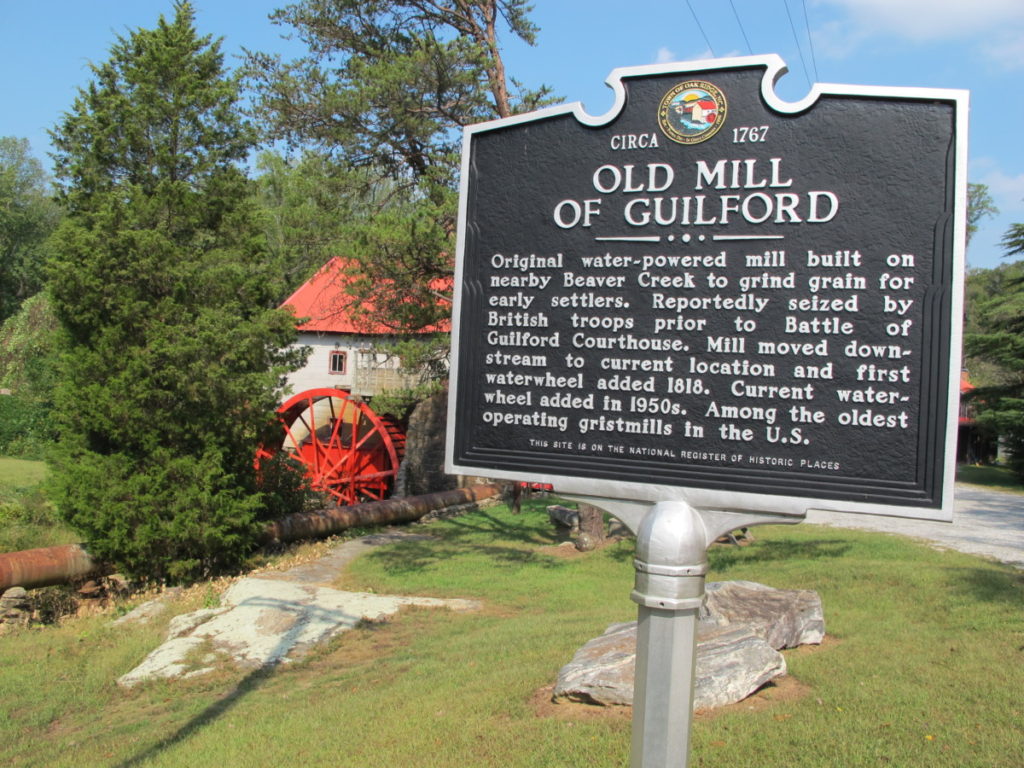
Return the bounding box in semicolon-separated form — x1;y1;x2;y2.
446;56;967;521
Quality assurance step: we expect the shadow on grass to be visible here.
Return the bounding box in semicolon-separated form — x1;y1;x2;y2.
363;502;572;576
112;666;273;768
364;534;569;576
949;566;1024;606
709;538;853;573
445;505;558;544
956;463;1024;493
111;589;381;767
606;541;636;563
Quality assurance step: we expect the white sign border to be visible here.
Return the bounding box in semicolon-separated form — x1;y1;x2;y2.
446;54;968;523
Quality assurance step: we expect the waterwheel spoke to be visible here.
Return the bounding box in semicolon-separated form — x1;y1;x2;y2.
262;388;404;506
324;398;348;455
280;421;303;454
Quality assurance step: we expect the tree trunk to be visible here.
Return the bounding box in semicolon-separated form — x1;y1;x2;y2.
575;503;606;552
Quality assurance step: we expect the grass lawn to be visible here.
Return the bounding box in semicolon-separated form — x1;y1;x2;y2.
1;497;1022;768
0;457;48;488
956;463;1024;494
0;457;79;552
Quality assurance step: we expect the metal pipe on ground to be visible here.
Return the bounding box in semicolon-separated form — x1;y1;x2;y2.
0;484;501;592
0;544;107;594
260;484;500;544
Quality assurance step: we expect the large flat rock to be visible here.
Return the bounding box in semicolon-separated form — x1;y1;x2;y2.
702;580;825;649
118;576;479;686
553;581;823;710
117;533;480;687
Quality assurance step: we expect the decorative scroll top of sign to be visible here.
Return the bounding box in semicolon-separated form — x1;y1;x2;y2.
446;55;967;522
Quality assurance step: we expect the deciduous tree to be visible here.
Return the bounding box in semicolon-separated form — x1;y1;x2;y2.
247;0;553;338
967;182;998;247
0;137;60;324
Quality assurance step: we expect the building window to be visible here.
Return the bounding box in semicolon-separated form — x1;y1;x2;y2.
329;351;347;375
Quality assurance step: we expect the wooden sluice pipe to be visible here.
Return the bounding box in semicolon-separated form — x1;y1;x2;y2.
0;543;107;593
259;484;501;544
0;484;501;591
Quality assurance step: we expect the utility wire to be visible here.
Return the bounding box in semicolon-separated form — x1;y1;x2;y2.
728;0;754;55
783;0;812;89
685;0;715;58
800;0;820;81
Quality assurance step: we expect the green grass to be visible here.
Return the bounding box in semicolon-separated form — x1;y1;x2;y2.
0;499;1021;767
0;456;78;552
956;462;1024;493
0;457;49;487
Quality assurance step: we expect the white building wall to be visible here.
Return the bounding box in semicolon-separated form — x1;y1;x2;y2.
282;331;435;401
282;332;376;397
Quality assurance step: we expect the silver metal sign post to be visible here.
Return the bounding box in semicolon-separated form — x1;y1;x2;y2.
630;501;707;767
448;55;966;768
629;501;805;767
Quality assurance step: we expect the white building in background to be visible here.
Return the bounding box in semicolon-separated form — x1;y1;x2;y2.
280;258;449;398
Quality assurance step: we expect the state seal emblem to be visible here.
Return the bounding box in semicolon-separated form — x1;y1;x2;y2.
658;81;727;145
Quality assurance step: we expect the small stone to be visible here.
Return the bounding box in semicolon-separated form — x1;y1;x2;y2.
77;580;102;597
607;517;630;538
574;532;597;552
547;505;579;532
0;587;33;631
1;587;28;601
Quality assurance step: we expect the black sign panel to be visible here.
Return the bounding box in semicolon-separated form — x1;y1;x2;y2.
447;57;966;519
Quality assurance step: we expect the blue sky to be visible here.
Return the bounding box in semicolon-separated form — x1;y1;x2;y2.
2;0;1022;270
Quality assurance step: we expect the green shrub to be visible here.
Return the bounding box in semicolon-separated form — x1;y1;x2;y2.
0;395;54;459
0;487;76;552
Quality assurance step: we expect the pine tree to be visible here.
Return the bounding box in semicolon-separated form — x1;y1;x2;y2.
247;1;554;336
964;227;1024;477
47;2;306;582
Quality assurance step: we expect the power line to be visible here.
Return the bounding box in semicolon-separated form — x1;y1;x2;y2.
685;0;716;58
728;0;753;55
800;0;820;81
782;0;812;89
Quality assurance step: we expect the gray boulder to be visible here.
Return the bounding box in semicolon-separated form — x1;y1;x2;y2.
0;586;32;631
553;581;824;710
693;624;787;710
554;621;637;707
701;580;825;649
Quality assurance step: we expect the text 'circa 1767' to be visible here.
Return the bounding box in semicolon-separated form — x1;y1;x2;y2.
448;59;966;513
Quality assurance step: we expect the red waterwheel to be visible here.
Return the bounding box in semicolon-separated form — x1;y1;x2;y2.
263;388;405;506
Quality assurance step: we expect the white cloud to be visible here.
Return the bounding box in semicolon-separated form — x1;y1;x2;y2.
978;166;1024;214
982;32;1024;70
649;47;754;67
813;0;1024;68
678;47;714;62
811;20;867;61
654;46;676;64
819;0;1024;41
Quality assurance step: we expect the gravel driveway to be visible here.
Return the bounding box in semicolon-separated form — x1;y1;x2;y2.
803;484;1024;569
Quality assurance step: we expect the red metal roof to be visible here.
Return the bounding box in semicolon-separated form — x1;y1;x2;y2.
960;370;974;395
281;257;451;335
959;370;976;426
